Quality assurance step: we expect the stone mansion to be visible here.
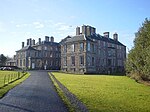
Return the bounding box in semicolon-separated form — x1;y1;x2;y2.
16;36;61;70
15;25;126;74
60;25;126;74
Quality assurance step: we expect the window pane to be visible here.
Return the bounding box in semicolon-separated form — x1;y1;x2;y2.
87;42;90;51
64;45;67;52
71;56;75;65
64;57;67;66
92;57;94;66
71;44;75;52
80;43;84;51
80;56;84;65
87;56;91;66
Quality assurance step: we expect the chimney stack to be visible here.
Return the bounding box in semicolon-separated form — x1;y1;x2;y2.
87;25;91;36
29;38;32;46
22;42;24;48
32;39;35;45
39;38;41;45
76;26;80;35
27;39;29;45
113;33;118;41
91;27;96;34
45;36;49;42
82;25;87;36
50;36;54;42
103;32;109;38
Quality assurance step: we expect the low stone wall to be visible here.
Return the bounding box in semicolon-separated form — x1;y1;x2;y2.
50;73;88;112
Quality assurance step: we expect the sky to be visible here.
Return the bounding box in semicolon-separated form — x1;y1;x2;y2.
0;0;149;57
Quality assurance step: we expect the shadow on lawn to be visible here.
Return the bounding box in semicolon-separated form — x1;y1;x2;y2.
54;71;126;76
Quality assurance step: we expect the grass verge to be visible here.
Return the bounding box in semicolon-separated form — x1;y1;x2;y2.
49;73;76;112
0;72;30;98
52;72;150;112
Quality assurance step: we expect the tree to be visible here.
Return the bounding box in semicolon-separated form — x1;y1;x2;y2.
126;18;150;81
0;54;7;66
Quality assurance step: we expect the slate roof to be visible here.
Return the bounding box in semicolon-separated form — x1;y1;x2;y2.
65;33;125;47
16;40;60;52
90;34;126;46
34;41;59;46
16;45;38;52
66;35;86;43
59;36;72;44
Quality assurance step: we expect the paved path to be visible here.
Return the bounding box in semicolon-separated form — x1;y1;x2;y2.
0;71;68;112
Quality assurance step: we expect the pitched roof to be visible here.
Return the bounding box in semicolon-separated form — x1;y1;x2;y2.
16;45;38;52
64;33;125;47
66;35;86;43
34;41;59;46
89;34;125;46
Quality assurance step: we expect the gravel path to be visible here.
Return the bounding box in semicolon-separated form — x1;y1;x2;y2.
0;71;68;112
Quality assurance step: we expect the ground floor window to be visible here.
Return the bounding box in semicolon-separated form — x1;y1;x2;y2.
23;59;25;66
20;60;22;66
80;55;84;65
92;57;94;66
87;56;91;66
71;56;75;66
63;57;67;66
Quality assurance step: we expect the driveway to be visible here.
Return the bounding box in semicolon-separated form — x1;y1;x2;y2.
0;71;68;112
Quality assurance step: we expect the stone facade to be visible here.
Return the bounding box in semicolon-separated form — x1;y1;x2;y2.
16;36;61;70
61;25;126;74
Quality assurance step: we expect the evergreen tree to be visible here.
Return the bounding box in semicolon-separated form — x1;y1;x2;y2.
0;54;7;66
126;18;150;81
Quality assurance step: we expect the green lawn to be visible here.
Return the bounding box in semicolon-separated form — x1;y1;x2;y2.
0;71;20;87
0;70;30;98
52;72;150;112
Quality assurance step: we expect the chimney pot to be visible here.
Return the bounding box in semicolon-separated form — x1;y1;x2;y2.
27;39;29;45
113;33;118;41
29;38;32;46
76;26;80;35
39;38;41;44
82;25;87;36
87;25;91;36
50;36;54;42
91;27;96;34
22;42;24;48
45;36;49;42
32;39;35;45
103;32;109;38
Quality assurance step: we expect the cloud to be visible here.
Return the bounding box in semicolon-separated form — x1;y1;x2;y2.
16;24;21;28
54;22;65;26
15;21;44;29
44;19;53;24
10;21;15;24
54;22;73;31
53;22;75;37
33;22;44;29
58;25;70;31
15;23;31;28
13;20;75;41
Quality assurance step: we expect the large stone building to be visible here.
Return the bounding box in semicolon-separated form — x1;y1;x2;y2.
61;25;126;74
16;36;61;70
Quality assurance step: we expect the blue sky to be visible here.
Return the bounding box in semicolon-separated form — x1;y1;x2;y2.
0;0;149;57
